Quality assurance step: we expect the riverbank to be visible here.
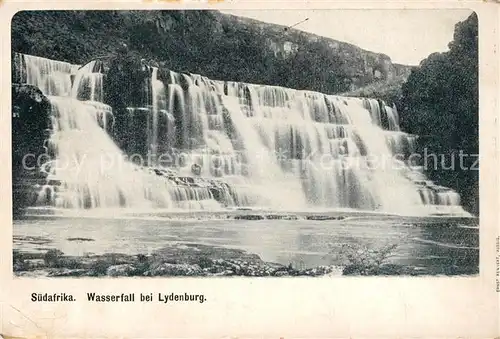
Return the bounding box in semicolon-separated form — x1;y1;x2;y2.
13;239;441;278
13;240;344;278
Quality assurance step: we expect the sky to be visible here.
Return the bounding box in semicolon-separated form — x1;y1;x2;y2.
220;9;473;65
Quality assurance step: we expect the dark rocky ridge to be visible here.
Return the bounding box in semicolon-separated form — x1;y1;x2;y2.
11;10;412;95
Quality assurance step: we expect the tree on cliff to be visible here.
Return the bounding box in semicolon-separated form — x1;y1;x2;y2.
399;12;478;214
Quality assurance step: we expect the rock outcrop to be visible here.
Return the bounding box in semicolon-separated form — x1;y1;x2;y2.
220;13;413;90
12;84;53;214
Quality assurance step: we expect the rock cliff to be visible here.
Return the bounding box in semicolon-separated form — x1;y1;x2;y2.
11;10;412;94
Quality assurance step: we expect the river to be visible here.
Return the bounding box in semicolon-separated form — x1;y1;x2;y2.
13;211;479;276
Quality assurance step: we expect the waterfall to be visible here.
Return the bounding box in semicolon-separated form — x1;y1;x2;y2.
16;53;466;215
157;71;466;214
23;55;176;209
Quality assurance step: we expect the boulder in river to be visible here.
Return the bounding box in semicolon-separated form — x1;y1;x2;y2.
234;214;265;220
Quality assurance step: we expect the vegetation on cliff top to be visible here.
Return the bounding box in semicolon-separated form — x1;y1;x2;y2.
12;10;406;94
399;12;479;214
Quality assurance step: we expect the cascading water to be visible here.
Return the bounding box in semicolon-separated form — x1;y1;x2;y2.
22;55;177;210
158;70;466;215
15;53;467;215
